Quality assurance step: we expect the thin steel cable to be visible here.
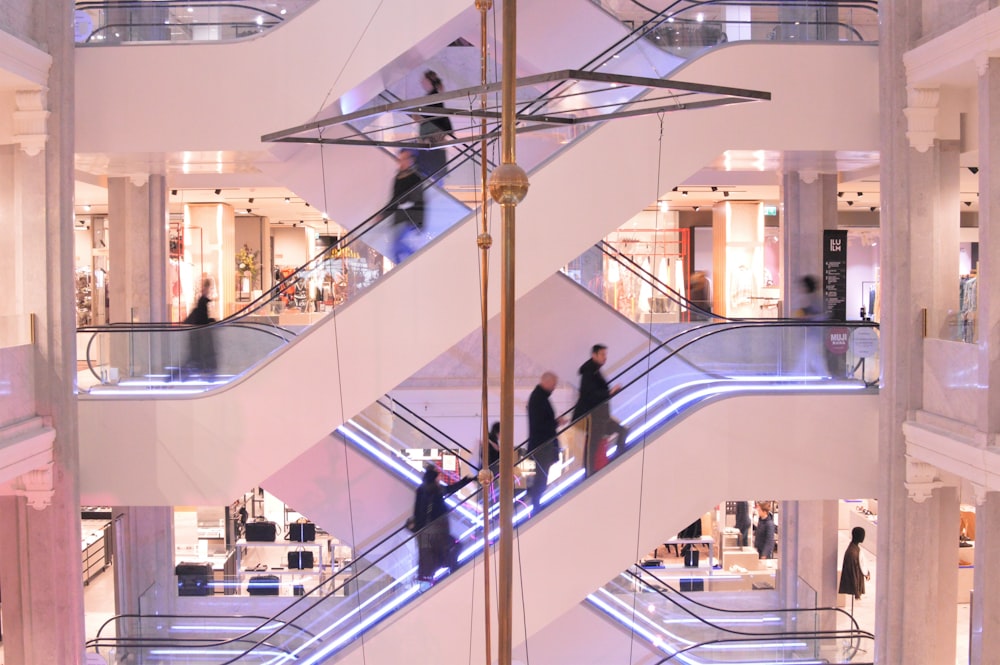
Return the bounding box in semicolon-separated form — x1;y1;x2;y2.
311;1;386;121
317;125;366;663
627;111;667;663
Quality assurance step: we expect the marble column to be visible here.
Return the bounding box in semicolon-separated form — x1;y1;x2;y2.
0;1;86;663
711;201;762;317
111;506;177;656
107;174;169;324
876;0;961;662
977;58;1000;433
971;491;1000;662
781;171;837;315
795;500;839;630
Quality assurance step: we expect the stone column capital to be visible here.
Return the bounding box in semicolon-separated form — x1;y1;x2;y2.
904;454;946;503
15;461;54;511
13;87;49;157
903;86;940;153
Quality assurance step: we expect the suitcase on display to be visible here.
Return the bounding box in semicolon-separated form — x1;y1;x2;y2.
289;521;316;542
287;550;315;570
245;520;277;542
680;577;704;592
175;562;213;596
248;574;280;596
683;546;700;568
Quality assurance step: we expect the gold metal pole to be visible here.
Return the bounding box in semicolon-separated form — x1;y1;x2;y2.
488;0;528;661
474;1;494;663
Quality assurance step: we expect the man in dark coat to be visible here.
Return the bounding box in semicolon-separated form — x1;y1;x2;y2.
527;372;562;511
572;344;629;473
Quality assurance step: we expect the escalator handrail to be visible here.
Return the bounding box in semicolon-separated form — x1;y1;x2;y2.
88;611;320;647
625;565;868;638
375;396;477;464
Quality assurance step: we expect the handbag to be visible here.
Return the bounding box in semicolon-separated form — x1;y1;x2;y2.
288;520;316;542
287;550;315;570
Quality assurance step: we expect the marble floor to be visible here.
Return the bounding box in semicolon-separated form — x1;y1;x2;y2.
0;531;977;663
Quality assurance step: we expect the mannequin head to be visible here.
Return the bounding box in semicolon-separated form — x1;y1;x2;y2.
851;526;866;544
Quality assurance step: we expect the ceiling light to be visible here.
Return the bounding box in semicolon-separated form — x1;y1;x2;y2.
255;15;264;25
846;201;854;206
723;191;730;198
171;189;178;196
248;197;254;204
246;208;252;214
322;212;329;220
837;191;844;198
284;197;290;203
710;186;718;192
186;6;193;12
83;204;91;212
304;202;310;207
857;192;863;198
969;167;979;175
280;7;287;15
964;201;973;207
672;187;678;192
692;206;700;212
214;189;221;195
870;206;877;212
681;191;688;197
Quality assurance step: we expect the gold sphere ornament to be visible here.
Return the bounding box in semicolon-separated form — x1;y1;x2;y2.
477;233;493;249
489;163;529;205
474;0;493;8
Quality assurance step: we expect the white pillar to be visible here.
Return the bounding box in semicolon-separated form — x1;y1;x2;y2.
971;492;1000;662
0;1;86;663
108;175;168;323
781;171;838;315
977;58;1000;432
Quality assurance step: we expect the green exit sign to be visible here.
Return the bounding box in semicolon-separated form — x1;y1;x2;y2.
764;205;778;216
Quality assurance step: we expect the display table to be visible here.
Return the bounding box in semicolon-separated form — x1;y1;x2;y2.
660;537;716;573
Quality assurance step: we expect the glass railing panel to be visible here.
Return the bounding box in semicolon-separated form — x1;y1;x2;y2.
77;322;293;394
74;0;316;45
593;568;873;665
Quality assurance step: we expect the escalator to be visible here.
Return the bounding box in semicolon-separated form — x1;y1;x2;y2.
584;566;873;664
77;0;878;506
85;318;879;663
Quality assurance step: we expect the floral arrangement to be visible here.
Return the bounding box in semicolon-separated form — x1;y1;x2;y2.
236;244;260;280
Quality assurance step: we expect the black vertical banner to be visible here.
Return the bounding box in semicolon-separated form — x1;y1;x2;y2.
823;229;848;321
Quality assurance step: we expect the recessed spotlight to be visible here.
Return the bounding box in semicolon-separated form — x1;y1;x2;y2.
171;189;178;196
284;197;290;203
83;204;91;212
682;191;688;197
692;206;700;212
710;186;718;192
964;201;973;207
870;206;877;212
248;197;254;204
969;167;979;175
723;191;730;198
837;191;844;198
214;189;221;195
857;192;864;198
246;208;252;214
846;201;854;206
304;202;310;207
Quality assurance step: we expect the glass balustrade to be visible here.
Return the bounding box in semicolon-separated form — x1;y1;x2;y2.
86;319;878;662
589;568;873;664
74;0;316;45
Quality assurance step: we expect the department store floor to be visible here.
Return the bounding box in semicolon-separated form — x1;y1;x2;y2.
0;528;961;663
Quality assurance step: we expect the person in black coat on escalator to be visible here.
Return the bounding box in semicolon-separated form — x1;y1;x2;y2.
412;464;474;581
572;344;629;474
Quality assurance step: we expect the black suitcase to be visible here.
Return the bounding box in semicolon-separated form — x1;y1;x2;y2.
289;521;316;542
248;574;280;596
287;550;315;570
680;577;704;592
245;520;277;542
175;562;213;596
683;546;700;568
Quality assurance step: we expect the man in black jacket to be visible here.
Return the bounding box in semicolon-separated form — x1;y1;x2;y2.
527;372;562;511
573;344;629;474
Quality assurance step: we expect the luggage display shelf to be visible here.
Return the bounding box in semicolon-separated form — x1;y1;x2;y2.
235;540;326;594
